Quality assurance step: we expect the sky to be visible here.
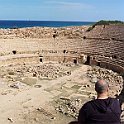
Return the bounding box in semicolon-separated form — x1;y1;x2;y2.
0;0;123;22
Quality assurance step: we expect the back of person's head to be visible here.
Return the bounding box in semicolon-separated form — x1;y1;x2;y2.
95;79;109;94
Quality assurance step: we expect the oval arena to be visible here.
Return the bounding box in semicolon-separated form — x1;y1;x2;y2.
0;24;124;124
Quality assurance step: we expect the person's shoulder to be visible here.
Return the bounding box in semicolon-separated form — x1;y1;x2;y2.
83;99;95;107
108;97;120;107
79;100;93;112
109;97;120;102
109;97;121;112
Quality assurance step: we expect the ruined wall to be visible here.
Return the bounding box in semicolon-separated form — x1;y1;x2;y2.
0;55;39;66
0;25;124;74
0;52;87;67
38;54;86;64
89;57;124;74
77;25;124;74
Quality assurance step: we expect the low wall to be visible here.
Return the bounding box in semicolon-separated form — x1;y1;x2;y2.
100;62;124;74
90;57;124;75
0;52;123;77
39;54;86;64
0;54;40;66
0;53;87;66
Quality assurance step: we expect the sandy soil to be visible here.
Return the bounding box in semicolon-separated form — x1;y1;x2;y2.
0;63;123;124
0;26;124;124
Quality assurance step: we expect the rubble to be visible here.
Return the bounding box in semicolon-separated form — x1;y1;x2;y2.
9;81;27;89
87;66;123;97
55;97;83;119
0;64;71;81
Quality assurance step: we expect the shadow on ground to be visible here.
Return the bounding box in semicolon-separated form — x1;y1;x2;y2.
68;121;78;124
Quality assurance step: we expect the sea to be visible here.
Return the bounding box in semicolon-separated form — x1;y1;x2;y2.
0;20;94;29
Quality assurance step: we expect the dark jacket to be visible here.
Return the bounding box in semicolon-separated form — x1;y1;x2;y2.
78;97;121;124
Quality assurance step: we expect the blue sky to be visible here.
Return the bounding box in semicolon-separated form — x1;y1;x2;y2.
0;0;123;21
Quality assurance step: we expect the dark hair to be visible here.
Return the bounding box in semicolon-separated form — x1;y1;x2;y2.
95;80;109;94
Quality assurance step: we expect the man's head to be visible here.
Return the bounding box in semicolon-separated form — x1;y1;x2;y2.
95;79;109;94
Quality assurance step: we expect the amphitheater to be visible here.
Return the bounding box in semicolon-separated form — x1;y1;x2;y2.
0;24;124;124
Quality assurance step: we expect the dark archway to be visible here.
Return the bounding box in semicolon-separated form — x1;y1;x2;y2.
85;56;90;65
97;62;100;66
83;36;86;39
12;50;17;54
53;34;57;39
112;55;117;59
63;50;66;53
73;59;77;64
40;58;43;62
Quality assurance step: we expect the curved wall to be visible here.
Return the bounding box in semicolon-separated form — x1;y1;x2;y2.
0;25;124;75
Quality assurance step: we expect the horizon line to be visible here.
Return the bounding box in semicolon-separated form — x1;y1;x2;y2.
0;19;96;22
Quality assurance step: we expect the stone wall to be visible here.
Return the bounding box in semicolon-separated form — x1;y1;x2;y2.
89;57;124;75
0;25;124;75
0;54;39;66
0;52;87;67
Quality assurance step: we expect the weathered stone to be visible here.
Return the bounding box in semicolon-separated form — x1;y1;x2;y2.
9;81;27;89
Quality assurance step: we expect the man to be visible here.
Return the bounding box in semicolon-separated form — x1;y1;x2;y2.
78;79;121;124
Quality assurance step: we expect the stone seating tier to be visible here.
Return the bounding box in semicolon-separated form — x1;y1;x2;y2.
86;25;124;40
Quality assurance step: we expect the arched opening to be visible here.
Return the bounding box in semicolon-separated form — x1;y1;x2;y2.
83;36;86;39
40;58;43;62
73;59;77;64
112;55;117;59
12;50;17;54
63;50;66;53
85;56;90;65
111;38;116;40
97;62;100;66
53;34;56;39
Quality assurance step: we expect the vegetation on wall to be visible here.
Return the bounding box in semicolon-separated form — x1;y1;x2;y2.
87;20;124;32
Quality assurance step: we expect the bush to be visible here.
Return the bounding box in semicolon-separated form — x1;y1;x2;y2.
94;20;124;25
87;20;124;32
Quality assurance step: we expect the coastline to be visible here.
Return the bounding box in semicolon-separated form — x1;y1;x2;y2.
0;20;94;29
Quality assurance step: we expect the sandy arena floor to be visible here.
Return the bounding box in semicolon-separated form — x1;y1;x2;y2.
0;63;123;124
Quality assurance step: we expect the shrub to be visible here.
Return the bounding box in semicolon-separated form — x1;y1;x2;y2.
87;20;124;32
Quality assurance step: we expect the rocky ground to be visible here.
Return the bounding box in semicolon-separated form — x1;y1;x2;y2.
0;26;124;123
0;26;88;39
0;63;123;124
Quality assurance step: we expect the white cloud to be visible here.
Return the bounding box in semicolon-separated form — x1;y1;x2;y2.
45;1;94;9
39;0;95;21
